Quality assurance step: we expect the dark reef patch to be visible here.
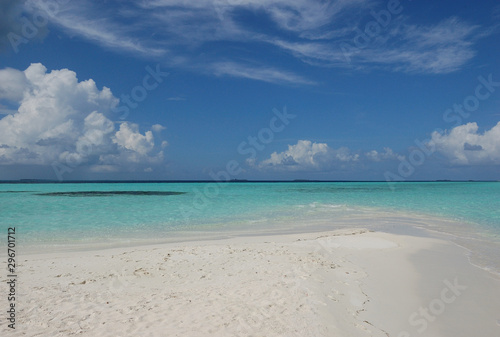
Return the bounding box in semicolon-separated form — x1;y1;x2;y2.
0;191;32;193
36;191;187;197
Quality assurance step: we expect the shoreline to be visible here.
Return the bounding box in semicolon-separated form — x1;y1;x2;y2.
2;228;500;336
9;210;500;277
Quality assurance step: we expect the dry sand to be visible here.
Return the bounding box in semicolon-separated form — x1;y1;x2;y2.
2;228;500;336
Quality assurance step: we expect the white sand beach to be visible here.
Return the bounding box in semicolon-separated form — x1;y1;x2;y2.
2;228;500;337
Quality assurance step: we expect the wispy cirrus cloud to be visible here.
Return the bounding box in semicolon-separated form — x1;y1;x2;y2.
22;0;491;84
361;17;481;74
25;0;165;57
268;16;483;73
211;62;317;85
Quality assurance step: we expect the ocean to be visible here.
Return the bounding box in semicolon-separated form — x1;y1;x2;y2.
1;181;499;273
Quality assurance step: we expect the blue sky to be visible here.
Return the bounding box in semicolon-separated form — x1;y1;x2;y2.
0;0;499;181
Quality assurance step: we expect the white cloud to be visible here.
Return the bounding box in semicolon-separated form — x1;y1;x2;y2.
270;17;481;74
211;62;316;85
365;147;404;162
114;123;154;155
0;63;164;170
260;140;358;170
365;17;480;74
152;124;166;132
142;0;366;37
428;122;500;165
22;0;485;83
262;140;328;168
0;67;29;101
25;0;165;56
268;39;347;67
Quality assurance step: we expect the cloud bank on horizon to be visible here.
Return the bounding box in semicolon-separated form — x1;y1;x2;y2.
1;63;498;175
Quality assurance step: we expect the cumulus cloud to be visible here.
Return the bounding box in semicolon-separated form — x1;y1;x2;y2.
261;140;328;168
365;147;404;162
114;123;154;155
428;122;500;164
259;140;359;171
0;67;29;101
0;63;164;171
151;124;166;132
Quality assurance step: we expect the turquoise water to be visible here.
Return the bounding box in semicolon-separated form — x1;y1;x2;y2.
1;182;499;270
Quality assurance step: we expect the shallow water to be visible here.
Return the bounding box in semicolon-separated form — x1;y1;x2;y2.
1;182;499;272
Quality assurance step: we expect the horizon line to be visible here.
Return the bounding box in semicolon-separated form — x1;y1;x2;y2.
0;179;498;184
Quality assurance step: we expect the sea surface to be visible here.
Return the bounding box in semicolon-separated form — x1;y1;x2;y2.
1;182;499;272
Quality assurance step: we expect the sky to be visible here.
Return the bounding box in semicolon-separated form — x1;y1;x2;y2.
0;0;499;181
